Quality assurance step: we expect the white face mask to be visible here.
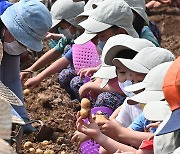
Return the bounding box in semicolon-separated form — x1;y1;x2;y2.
118;80;135;97
96;40;106;55
3;41;27;55
58;28;76;40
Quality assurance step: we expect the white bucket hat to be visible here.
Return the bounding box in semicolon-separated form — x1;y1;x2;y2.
126;62;173;105
1;0;52;52
75;0;139;44
51;0;85;28
143;101;171;121
112;47;175;74
124;0;149;25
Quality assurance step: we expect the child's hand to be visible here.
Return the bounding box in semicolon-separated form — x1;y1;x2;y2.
71;131;90;148
79;83;90;98
98;119;122;140
45;32;54;40
24;76;42;89
78;67;98;79
45;32;64;40
145;121;160;131
76;111;101;140
20;69;32;81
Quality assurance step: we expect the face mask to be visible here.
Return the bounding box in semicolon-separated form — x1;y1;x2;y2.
118;80;135;97
58;27;75;40
3;41;27;55
96;40;106;55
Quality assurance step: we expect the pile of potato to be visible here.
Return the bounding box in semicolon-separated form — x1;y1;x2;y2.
23;141;54;154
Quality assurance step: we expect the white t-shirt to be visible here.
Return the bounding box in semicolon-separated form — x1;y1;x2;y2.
116;98;143;127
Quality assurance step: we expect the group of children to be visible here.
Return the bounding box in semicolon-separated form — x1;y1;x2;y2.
0;0;179;153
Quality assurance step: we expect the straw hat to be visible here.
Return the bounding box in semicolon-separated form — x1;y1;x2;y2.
0;138;16;154
0;98;12;140
0;81;23;106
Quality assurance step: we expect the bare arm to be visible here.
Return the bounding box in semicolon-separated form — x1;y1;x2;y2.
24;57;70;88
28;48;60;72
109;106;122;120
35;57;70;81
99;120;153;148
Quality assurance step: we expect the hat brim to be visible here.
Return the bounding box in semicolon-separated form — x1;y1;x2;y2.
12;115;25;125
1;6;43;52
75;10;92;24
104;45;138;66
93;65;116;79
79;17;112;33
143;101;171;121
100;79;109;88
156;108;180;135
127;90;164;105
0;1;13;15
0;81;23;106
124;81;146;92
112;58;149;74
51;19;61;29
74;31;97;44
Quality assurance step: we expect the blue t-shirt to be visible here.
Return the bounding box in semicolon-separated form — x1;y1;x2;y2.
129;113;156;133
64;48;73;63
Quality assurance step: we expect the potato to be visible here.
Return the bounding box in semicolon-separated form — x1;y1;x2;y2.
81;98;91;109
41;140;49;146
80;98;91;119
29;148;36;154
36;149;43;154
23;141;33;150
80;108;90;119
94;114;109;123
23;88;31;95
43;150;55;154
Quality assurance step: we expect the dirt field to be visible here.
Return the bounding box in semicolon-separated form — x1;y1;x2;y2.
20;5;180;154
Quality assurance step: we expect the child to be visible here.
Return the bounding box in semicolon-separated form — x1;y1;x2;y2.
0;0;52;133
154;57;180;154
20;0;84;94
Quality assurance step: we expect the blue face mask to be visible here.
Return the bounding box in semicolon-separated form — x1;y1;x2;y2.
96;40;106;55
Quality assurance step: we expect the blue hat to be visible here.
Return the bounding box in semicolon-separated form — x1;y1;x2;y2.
1;0;52;51
0;0;12;15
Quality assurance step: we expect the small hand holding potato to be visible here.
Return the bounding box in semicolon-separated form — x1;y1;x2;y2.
80;98;91;119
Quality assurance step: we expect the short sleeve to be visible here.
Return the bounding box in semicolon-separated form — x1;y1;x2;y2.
64;48;73;63
129;113;146;131
139;138;154;150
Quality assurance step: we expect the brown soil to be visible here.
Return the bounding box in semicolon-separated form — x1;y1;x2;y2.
20;5;180;154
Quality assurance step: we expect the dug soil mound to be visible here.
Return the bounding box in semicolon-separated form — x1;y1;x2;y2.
21;5;180;154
